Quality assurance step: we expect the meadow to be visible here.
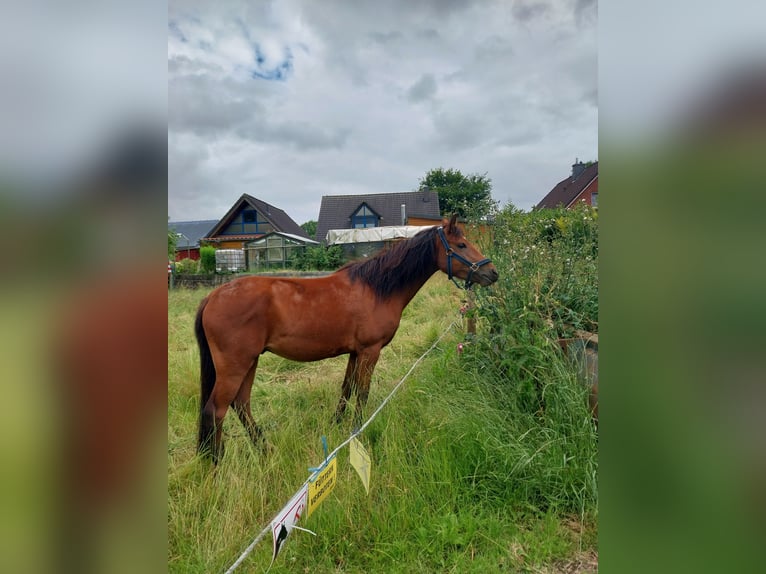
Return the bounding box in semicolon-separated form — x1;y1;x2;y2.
168;206;598;573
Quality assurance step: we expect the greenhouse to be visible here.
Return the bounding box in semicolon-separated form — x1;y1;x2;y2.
244;232;319;270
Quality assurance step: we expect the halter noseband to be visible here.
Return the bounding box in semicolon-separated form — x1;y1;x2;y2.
436;226;492;290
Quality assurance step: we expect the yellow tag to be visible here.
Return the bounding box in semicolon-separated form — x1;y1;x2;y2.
307;457;337;517
349;438;371;495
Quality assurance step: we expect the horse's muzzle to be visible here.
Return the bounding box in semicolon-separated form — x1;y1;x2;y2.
473;266;499;286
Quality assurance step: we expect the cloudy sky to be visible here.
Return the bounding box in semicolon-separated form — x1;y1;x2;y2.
168;0;598;225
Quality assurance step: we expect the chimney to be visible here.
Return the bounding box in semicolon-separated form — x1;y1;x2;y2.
572;158;586;179
401;203;406;226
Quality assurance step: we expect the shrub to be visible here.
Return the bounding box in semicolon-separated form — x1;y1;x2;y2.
476;202;598;337
467;203;598;415
452;204;599;515
199;246;216;274
291;245;344;270
174;258;199;274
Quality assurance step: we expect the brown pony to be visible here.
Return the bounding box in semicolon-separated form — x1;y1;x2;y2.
195;215;498;462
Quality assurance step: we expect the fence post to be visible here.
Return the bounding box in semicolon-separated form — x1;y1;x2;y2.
465;289;476;336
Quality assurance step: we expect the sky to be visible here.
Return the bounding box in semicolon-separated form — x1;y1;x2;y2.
167;0;598;225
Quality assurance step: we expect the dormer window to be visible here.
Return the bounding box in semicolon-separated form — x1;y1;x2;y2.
351;204;379;229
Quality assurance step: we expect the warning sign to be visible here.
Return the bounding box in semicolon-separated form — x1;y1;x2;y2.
349;438;371;495
270;484;308;565
307;457;337;518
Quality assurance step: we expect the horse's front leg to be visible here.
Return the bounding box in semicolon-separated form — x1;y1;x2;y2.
352;347;382;425
334;353;357;423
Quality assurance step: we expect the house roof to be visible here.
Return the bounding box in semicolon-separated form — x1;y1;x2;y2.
316;190;441;244
203;194;310;240
244;231;319;246
536;162;598;209
168;220;219;249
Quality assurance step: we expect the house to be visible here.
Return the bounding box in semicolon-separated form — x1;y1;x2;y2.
315;190;441;245
202;194;311;249
168;219;218;261
536;160;598;209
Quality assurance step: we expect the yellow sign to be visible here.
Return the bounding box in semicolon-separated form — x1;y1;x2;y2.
350;438;371;495
307;457;337;517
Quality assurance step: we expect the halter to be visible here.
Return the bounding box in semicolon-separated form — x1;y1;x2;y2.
436;226;493;289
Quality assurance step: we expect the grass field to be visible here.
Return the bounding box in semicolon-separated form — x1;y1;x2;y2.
168;275;597;573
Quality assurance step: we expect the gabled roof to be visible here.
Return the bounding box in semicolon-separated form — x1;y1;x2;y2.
536;162;598;209
352;201;383;219
204;194;310;240
316;190;441;244
168;220;219;248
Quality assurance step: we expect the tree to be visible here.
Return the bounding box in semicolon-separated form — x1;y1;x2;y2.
168;222;178;259
301;220;318;240
418;168;495;220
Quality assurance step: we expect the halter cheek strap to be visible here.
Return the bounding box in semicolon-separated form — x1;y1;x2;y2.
437;226;492;289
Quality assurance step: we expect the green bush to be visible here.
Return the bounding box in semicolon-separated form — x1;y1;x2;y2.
453;204;599;515
173;258;199;274
290;245;344;270
467;203;598;415
476;202;598;337
199;246;216;274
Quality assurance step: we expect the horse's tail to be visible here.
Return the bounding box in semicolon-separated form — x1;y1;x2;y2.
195;296;216;454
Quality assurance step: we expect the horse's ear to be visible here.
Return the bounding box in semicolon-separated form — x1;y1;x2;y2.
445;213;459;235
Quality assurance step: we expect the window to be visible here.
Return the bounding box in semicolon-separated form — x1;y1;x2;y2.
591;192;598;207
222;208;273;234
352;204;378;228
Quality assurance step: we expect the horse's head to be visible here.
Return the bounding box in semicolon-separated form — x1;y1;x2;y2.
435;214;499;288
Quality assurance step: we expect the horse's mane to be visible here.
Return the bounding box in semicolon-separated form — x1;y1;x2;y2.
341;226;440;299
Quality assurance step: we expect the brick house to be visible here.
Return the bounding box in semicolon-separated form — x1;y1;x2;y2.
536;160;598;209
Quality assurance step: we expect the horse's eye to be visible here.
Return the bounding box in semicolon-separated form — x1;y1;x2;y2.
457;243;467;249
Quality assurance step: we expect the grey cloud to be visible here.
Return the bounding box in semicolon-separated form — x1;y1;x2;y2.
168;0;597;221
236;121;350;151
407;74;437;103
170;69;349;152
497;122;544;148
432;109;486;151
169;74;263;136
370;31;403;45
417;28;440;41
512;1;552;23
574;0;597;24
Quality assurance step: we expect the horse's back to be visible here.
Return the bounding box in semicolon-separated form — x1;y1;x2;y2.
201;273;364;361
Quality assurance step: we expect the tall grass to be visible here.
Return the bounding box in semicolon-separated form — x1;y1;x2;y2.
169;255;597;572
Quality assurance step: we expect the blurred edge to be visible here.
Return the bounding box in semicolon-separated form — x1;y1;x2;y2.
601;2;766;572
2;1;765;573
0;2;167;573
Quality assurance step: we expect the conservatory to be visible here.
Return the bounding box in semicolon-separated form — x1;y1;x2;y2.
244;232;319;270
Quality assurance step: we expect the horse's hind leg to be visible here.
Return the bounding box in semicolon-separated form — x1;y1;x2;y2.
334;353;358;423
231;358;267;452
199;403;217;460
203;358;254;464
